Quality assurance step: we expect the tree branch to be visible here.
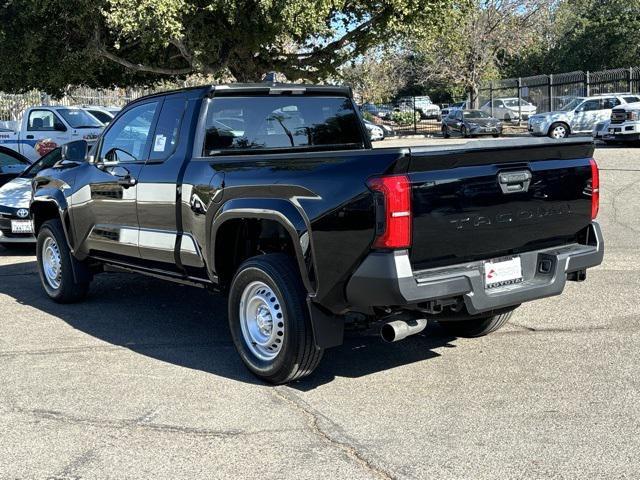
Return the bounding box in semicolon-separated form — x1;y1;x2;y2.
97;45;194;75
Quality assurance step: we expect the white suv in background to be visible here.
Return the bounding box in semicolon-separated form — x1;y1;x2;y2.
528;94;640;139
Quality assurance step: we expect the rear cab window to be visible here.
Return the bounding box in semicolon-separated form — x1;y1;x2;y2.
149;97;186;162
203;96;365;155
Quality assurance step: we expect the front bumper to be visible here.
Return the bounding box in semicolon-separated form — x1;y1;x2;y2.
528;120;549;136
346;222;604;315
0;216;36;243
604;123;640;141
469;125;502;135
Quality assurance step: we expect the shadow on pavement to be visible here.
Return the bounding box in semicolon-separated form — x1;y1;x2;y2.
0;252;457;389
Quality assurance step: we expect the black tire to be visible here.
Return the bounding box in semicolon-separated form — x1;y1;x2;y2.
228;253;324;384
548;122;569;139
437;307;516;337
492;133;501;138
36;219;90;303
461;125;469;138
442;126;450;138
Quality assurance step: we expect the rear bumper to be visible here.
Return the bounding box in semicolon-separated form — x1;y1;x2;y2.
346;222;604;315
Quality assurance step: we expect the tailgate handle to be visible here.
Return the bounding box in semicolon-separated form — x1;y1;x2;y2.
498;170;532;194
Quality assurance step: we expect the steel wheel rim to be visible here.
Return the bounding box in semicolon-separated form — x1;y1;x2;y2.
239;281;285;361
552;125;566;138
42;236;62;289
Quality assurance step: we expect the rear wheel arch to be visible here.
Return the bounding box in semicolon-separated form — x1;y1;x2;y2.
210;205;316;294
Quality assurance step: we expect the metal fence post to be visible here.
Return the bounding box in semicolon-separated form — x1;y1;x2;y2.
629;67;634;93
490;82;494;117
548;74;554;112
518;77;522;125
585;71;590;97
413;96;417;134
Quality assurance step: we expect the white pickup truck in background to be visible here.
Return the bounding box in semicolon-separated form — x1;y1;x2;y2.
604;102;640;144
0;106;104;162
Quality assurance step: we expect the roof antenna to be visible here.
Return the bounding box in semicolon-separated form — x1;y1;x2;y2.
262;72;277;85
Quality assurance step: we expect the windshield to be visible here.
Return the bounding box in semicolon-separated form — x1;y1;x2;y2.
21;148;61;178
204;96;365;154
463;110;490;119
503;99;531;107
560;98;585;111
56;108;103;128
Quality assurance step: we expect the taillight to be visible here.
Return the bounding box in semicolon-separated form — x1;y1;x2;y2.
367;175;412;249
590;158;600;219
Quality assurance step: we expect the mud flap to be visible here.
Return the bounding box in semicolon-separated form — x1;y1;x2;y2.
307;300;344;349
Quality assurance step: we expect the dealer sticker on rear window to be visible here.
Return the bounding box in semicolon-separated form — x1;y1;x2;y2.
484;256;523;289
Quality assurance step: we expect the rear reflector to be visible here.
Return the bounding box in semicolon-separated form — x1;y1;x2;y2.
367;175;412;249
590;158;599;220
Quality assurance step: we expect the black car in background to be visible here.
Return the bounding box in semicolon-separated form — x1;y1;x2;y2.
442;109;503;138
0;147;30;187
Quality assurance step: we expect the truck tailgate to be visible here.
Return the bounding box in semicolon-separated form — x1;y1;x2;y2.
407;139;595;270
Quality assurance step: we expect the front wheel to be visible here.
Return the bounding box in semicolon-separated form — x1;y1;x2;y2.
228;254;324;384
36;219;91;303
548;122;569;139
437;307;517;337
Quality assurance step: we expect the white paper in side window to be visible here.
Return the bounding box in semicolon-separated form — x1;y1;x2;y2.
153;134;167;152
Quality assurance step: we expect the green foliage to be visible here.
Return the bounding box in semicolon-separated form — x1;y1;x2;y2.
391;110;420;125
0;0;453;93
505;0;640;76
362;111;375;122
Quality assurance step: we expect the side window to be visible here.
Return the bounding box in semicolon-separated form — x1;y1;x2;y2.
99;101;158;163
602;97;620;109
456;111;463;120
28;110;65;131
578;100;599;112
149;97;186;162
0;151;27;167
623;96;640;104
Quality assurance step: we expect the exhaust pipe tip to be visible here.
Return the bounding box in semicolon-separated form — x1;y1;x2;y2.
381;318;428;343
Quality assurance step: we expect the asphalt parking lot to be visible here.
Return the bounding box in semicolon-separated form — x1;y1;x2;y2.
1;141;639;479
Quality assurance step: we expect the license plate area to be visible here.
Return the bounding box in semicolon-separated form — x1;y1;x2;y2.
484;256;523;289
11;220;33;234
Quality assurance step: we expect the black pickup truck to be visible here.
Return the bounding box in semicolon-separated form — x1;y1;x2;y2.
31;83;603;384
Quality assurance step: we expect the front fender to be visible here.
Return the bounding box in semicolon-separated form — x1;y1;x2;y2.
31;186;73;251
209;197;316;294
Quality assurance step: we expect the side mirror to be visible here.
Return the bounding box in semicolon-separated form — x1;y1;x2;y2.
54;123;67;132
61;140;88;163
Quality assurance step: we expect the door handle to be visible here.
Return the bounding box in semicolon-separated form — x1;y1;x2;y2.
117;176;137;188
26;135;34;139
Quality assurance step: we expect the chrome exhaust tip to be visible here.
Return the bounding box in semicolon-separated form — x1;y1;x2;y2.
381;318;428;343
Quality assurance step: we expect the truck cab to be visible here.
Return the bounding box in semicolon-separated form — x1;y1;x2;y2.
0;106;103;162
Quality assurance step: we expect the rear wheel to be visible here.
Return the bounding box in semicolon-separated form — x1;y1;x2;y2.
36;219;90;303
437;307;517;337
228;254;323;384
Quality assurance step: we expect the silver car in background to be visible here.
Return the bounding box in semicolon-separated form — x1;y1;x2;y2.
528;94;640;139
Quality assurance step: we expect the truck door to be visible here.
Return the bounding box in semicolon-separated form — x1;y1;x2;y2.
135;94;193;266
72;99;160;259
22;109;70;161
